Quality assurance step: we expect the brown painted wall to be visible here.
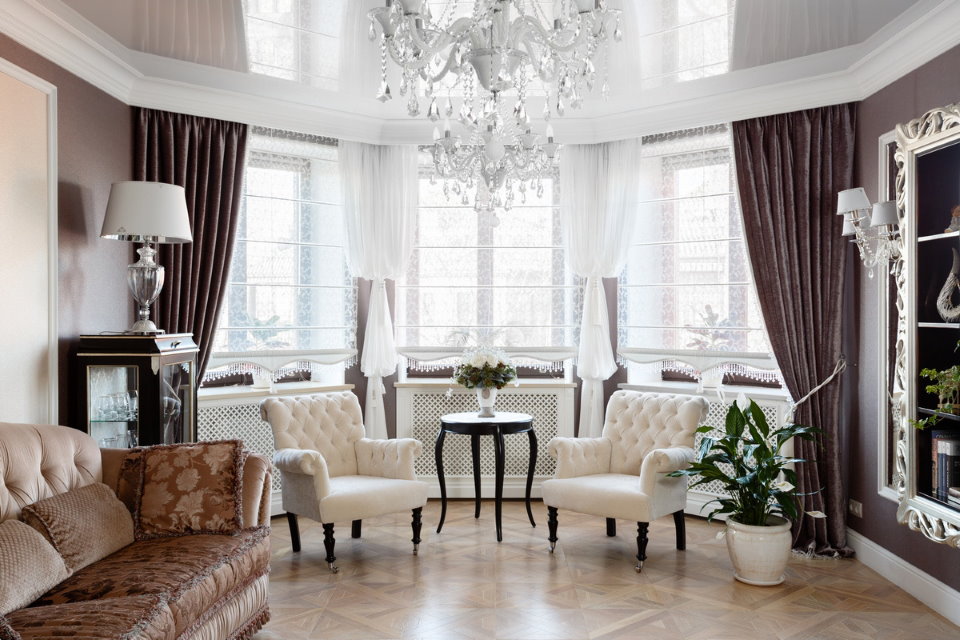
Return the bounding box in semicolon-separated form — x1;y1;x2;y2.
851;44;960;590
0;35;133;426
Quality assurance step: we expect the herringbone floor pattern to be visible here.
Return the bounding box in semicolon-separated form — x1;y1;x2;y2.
252;500;958;639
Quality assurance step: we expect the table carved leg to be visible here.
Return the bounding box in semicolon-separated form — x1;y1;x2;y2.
494;428;505;542
471;433;482;518
435;428;447;534
525;429;537;527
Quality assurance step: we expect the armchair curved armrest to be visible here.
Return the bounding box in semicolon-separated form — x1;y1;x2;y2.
241;453;272;528
356;438;423;480
273;448;331;500
638;446;695;495
547;437;612;478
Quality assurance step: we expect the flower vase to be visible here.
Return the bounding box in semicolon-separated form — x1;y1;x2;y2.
477;387;497;418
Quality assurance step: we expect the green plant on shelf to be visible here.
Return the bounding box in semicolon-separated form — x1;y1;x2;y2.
910;364;960;429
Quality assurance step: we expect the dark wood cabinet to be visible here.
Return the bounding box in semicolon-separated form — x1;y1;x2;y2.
76;334;198;447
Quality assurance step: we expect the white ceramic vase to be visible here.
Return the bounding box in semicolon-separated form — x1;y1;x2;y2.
725;516;792;586
476;387;497;418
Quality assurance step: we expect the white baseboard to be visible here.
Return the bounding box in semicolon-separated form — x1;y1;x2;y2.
685;491;728;521
847;529;960;627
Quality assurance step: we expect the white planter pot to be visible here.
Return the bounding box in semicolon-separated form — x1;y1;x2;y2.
725;516;792;586
476;387;497;417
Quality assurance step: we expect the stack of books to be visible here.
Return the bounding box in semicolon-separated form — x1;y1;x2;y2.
931;430;960;503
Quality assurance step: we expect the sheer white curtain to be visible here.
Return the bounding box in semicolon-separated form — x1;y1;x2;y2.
561;139;642;438
341;141;418;439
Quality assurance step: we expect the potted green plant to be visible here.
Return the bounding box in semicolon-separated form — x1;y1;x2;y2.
911;365;960;429
451;347;518;417
670;398;820;586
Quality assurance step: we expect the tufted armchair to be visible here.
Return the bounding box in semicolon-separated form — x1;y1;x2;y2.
542;390;708;571
259;391;428;572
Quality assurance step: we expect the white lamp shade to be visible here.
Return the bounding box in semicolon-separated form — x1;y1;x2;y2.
101;181;192;243
836;187;871;215
870;200;899;227
841;214;856;236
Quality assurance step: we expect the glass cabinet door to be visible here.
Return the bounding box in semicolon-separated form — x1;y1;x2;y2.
160;361;195;444
86;365;139;448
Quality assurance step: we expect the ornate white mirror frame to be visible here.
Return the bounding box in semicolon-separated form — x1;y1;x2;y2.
893;101;960;546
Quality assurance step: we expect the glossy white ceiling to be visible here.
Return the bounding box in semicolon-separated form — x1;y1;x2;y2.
2;0;958;143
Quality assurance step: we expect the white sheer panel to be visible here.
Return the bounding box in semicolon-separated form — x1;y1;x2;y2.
560;139;643;438
397;155;575;351
212;127;356;356
340;141;419;439
618;124;770;358
243;0;343;90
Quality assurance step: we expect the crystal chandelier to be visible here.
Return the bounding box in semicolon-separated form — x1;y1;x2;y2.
431;116;559;214
369;0;620;211
836;188;901;278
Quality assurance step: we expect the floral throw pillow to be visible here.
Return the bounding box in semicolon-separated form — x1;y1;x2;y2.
136;440;245;539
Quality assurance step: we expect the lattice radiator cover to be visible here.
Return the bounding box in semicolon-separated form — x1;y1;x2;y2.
198;401;282;494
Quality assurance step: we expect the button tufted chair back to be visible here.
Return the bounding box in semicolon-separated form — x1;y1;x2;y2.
602;391;708;476
260;392;364;477
0;422;101;523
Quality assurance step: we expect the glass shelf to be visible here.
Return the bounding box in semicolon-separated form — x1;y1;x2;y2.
917;230;960;243
918;407;960;423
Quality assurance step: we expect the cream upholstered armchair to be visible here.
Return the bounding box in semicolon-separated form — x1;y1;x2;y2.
260;391;428;572
542;390;708;571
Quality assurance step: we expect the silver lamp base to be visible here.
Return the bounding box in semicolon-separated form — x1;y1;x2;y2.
127;244;165;335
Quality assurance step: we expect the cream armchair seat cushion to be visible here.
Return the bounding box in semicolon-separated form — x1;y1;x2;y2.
542;390;708;571
260;392;428;572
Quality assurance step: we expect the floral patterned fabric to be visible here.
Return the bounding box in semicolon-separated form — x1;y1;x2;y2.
34;529;270;638
9;595;174;640
20;483;134;573
137;440;244;538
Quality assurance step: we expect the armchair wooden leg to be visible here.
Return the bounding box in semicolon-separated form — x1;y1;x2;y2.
636;522;649;572
286;513;301;553
673;510;686;551
606;518;616;537
322;523;338;573
351;520;362;539
547;507;559;552
411;507;423;555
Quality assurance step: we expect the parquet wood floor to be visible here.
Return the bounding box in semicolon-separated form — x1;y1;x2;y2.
252;500;958;639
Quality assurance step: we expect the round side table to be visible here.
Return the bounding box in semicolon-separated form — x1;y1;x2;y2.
435;411;537;542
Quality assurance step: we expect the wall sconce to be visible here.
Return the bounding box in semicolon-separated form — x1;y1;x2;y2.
837;187;900;277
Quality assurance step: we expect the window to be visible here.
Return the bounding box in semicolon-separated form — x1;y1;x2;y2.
243;0;342;90
618;124;772;381
638;0;735;89
211;127;355;361
396;154;575;360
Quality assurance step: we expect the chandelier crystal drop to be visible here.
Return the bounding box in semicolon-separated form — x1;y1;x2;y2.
369;0;620;211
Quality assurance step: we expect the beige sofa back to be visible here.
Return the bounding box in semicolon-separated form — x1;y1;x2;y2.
0;422;101;523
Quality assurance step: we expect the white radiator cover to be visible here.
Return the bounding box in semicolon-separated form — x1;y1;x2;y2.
396;384;576;498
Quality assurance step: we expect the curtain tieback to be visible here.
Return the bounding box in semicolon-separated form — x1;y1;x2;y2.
784;355;847;424
587;277;605;325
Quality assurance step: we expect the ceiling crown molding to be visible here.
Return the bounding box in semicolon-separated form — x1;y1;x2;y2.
1;0;959;143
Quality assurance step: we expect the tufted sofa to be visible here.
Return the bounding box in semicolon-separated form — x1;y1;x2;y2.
542;390;708;571
0;422;272;640
260;391;428;572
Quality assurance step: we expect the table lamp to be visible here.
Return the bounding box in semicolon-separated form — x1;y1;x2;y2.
100;181;192;334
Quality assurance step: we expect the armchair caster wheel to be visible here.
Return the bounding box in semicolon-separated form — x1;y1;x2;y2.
328;563;340;574
413;544;419;556
635;561;643;573
549;542;556;553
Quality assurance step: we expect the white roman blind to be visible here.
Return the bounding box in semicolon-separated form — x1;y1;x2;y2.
212;127;356;357
619;124;770;359
396;153;575;356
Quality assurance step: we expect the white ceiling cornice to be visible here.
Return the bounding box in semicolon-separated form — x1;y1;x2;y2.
2;0;959;144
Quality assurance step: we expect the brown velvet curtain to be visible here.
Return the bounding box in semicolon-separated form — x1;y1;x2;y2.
732;103;856;557
134;108;248;378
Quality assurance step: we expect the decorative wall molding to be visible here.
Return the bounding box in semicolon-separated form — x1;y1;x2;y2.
2;0;959;144
847;529;960;627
